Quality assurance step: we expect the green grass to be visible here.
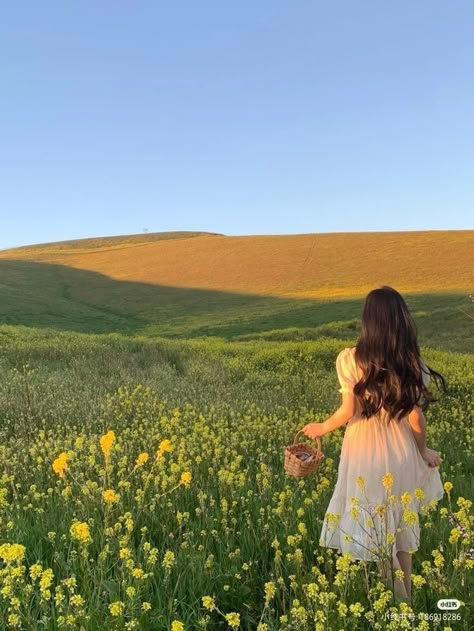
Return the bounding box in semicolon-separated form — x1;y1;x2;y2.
0;259;472;353
0;328;472;629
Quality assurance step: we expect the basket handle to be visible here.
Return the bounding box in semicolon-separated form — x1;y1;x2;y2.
293;429;322;455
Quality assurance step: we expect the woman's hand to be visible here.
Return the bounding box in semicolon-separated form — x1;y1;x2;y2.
302;422;325;439
420;447;442;467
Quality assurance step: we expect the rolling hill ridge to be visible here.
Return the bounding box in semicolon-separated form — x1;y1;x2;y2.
0;230;472;350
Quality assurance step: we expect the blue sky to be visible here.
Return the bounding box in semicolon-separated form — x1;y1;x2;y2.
1;1;473;249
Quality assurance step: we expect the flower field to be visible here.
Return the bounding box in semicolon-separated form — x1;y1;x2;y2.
0;326;472;629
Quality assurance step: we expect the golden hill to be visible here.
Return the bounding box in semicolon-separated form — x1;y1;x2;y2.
1;230;472;298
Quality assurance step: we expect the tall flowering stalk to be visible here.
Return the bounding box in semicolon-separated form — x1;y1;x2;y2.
321;472;431;605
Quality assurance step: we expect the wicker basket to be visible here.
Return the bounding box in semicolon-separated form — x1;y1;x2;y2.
284;429;324;478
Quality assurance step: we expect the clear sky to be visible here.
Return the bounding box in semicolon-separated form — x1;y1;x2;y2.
1;1;473;250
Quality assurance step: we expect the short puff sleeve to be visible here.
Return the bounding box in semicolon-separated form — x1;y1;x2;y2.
336;348;357;394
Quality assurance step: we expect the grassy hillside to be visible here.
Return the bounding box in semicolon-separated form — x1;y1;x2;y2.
0;230;472;627
0;230;472;351
1;230;223;253
2;230;473;296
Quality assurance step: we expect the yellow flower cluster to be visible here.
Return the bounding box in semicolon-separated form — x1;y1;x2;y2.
180;471;192;486
109;600;125;616
103;489;120;505
225;612;240;628
202;595;216;611
52;452;69;478
356;476;365;489
135;452;149;467
382;472;394;490
0;543;26;564
100;430;116;459
70;521;92;545
156;439;173;459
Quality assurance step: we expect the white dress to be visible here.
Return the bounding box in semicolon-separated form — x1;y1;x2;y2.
319;347;444;562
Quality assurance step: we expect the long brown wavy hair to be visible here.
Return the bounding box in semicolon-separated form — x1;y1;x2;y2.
353;286;447;423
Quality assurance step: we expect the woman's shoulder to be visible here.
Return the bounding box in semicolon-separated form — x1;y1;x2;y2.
336;347;358;376
336;347;353;366
343;346;357;363
339;346;356;356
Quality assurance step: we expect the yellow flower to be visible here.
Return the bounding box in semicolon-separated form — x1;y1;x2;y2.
119;547;131;559
444;481;453;493
448;527;461;543
159;439;172;452
103;489;119;504
432;550;444;568
135;452;149;467
403;510;418;526
0;543;26;564
325;512;341;527
350;506;359;520
162;550;175;570
264;582;276;603
356;476;366;489
297;522;307;536
8;614;20;626
412;574;426;588
171;622;184;631
414;488;425;501
375;504;385;517
109;601;125;617
386;532;396;545
70;594;84;607
202;595;216;611
52;452;68;478
401;492;412;508
382;473;394;490
155;439;173;460
29;563;43;579
40;568;53;593
349;603;364;617
100;430;115;459
70;521;92;545
180;471;192;486
225;612;241;629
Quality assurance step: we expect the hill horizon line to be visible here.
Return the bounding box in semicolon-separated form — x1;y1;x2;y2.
2;227;473;253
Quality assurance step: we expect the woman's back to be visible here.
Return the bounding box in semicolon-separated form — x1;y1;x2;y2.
319;346;444;562
338;346;430;422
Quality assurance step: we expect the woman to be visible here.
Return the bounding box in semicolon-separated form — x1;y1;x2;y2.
302;286;447;602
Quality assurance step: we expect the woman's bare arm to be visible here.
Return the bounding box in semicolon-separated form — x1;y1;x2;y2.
302;393;355;438
408;406;441;466
408;405;427;455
